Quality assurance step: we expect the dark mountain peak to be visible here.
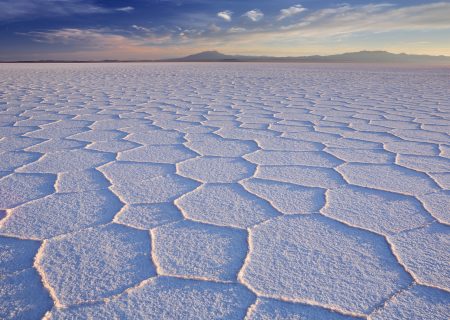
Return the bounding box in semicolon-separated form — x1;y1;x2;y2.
177;50;231;61
197;50;223;55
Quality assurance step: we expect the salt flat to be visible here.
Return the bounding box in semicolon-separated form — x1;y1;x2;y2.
0;63;449;319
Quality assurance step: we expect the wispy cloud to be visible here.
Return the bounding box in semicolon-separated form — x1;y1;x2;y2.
22;26;187;49
208;24;221;32
217;10;232;22
277;4;306;21
131;25;151;32
0;0;130;21
244;9;264;22
116;6;134;13
21;28;134;47
280;2;450;36
228;27;246;33
14;27;210;60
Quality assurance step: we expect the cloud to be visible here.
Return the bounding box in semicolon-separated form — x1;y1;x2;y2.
244;9;264;22
116;6;134;13
208;24;221;32
217;10;232;22
228;27;246;33
0;0;129;21
280;3;450;37
21;28;133;47
25;25;195;46
132;25;151;32
14;27;210;60
277;4;306;21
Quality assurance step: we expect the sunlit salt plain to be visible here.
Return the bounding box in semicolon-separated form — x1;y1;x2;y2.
0;63;449;319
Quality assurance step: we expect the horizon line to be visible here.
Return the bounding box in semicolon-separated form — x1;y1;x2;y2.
2;49;450;63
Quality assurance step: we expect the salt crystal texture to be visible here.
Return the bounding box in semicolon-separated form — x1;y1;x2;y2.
0;63;448;319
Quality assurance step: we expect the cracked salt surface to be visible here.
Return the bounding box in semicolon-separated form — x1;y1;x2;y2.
0;63;449;319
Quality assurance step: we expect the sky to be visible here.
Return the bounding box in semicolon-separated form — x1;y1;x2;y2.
1;0;450;60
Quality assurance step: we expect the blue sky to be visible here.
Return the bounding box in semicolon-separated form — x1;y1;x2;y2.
1;0;450;60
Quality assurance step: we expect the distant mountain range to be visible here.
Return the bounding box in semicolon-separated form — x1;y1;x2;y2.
163;50;450;64
4;50;450;64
